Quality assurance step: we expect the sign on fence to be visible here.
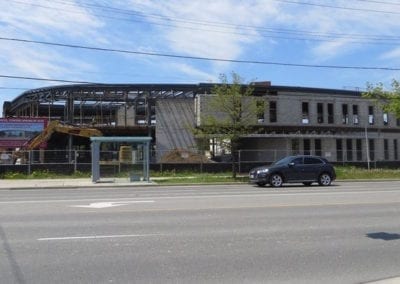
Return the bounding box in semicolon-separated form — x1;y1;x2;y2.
0;118;47;148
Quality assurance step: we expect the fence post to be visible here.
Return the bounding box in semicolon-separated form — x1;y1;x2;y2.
74;150;77;173
238;150;241;174
28;150;32;175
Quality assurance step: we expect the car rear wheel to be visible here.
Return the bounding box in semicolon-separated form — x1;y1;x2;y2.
318;173;332;186
270;174;283;187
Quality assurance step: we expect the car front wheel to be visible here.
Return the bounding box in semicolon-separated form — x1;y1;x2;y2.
270;174;283;187
318;173;332;186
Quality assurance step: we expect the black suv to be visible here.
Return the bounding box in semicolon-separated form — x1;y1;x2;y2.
249;155;336;187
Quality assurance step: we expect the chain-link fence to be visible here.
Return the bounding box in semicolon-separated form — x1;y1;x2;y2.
1;148;398;177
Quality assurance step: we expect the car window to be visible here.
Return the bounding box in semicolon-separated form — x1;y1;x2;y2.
304;157;323;164
292;157;303;165
273;156;293;166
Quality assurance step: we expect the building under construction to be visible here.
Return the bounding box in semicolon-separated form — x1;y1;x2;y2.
2;83;210;161
3;82;400;167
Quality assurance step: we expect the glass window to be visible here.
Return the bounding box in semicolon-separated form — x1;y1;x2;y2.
303;139;310;155
328;103;334;124
342;104;349;124
369;139;375;161
269;101;277;123
315;139;322;156
383;113;389;125
336;139;343;162
346;139;353;161
384;139;389;160
368;106;374;125
257;100;265;123
292;157;303;165
317;103;324;123
302;102;309;124
356;139;362;161
352;105;359;125
304;157;323;164
291;139;300;155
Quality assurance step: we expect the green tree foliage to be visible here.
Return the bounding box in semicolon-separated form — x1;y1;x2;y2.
364;79;400;118
194;72;263;178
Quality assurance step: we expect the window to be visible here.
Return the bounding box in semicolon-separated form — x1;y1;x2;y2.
384;139;389;160
303;139;310;155
292;157;303;165
304;157;323;164
352;105;359;125
317;103;324;123
356;139;362;161
328;103;334;124
368;106;374;125
346;139;353;161
269;101;277;123
342;104;349;124
383;112;389;125
291;139;300;155
394;139;398;160
315;139;322;156
369;139;375;161
302;102;309;124
336;139;343;161
256;100;265;123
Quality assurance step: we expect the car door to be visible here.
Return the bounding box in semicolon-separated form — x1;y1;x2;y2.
302;157;324;180
285;157;304;181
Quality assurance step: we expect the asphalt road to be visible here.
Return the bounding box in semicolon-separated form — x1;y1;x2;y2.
1;181;400;284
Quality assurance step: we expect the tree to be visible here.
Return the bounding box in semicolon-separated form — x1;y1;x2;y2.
194;72;263;178
364;79;400;118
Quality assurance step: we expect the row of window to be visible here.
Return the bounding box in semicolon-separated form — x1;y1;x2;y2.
259;101;397;126
291;138;400;161
336;138;399;161
309;102;389;126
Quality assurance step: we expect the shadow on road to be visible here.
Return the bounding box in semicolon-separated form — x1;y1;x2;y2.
366;232;400;241
0;225;26;283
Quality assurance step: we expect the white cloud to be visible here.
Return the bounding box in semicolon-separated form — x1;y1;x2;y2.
127;0;279;60
287;2;400;61
0;0;106;80
380;48;400;61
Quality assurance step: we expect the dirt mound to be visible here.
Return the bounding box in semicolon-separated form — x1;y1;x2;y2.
160;148;210;163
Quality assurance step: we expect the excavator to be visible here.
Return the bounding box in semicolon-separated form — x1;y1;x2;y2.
11;120;102;164
23;120;103;150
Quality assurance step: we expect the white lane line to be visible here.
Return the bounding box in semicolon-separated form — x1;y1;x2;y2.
364;276;400;284
38;234;160;241
0;199;155;205
71;200;155;208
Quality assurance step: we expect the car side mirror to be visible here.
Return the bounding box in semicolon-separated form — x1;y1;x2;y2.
288;162;295;167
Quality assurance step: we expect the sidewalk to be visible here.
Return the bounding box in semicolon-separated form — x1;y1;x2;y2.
0;178;156;190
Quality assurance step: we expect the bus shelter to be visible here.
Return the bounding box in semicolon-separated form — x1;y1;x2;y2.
90;136;152;183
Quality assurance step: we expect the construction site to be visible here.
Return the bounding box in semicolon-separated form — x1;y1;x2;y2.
1;83;222;176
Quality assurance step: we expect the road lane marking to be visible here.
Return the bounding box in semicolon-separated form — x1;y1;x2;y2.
71;200;155;208
38;234;160;241
364;276;400;284
0;198;155;205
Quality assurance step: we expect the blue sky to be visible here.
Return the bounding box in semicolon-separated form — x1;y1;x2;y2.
1;0;400;116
